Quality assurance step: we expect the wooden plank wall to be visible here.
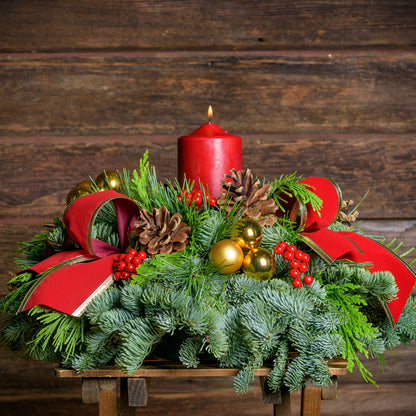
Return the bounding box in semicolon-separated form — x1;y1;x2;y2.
0;1;415;415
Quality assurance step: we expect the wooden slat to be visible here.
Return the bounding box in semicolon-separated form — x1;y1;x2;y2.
0;0;415;52
0;51;415;136
55;359;348;379
1;134;416;221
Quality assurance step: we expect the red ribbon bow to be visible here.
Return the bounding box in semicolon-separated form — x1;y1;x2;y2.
282;176;415;325
18;190;140;317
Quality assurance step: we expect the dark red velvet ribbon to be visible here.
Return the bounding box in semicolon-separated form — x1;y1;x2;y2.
18;190;140;317
284;176;415;325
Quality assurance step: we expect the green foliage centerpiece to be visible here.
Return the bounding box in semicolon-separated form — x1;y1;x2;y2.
1;151;416;395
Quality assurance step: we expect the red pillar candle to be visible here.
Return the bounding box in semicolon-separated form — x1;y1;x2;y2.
178;107;243;198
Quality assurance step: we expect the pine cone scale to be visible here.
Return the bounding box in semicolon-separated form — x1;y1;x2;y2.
220;168;279;227
134;206;190;255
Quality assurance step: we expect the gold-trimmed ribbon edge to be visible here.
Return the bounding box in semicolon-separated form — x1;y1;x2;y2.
17;254;91;314
86;195;137;257
72;274;114;317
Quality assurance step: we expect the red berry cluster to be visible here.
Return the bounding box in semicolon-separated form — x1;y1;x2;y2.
273;241;314;288
177;189;217;207
113;248;147;281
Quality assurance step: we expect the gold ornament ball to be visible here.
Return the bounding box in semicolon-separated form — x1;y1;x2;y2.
95;170;123;191
209;239;244;274
231;218;263;250
242;248;276;281
66;180;93;205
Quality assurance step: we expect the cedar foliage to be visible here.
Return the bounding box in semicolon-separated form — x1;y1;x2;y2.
1;153;416;395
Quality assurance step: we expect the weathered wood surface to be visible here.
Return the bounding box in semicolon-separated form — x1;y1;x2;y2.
0;379;415;416
0;0;415;415
0;0;415;52
1;135;416;223
1;52;415;136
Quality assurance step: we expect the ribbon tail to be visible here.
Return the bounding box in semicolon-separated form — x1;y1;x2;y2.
25;250;87;275
301;229;416;324
338;232;416;325
300;228;358;263
18;255;117;317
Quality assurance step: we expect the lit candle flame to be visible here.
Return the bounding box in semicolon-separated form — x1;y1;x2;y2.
208;105;213;122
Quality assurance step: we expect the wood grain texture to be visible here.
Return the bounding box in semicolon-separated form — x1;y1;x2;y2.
0;51;415;136
1;135;416;221
0;1;415;415
0;0;415;53
0;380;415;416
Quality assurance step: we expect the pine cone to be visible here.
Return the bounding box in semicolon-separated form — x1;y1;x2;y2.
134;206;191;256
220;168;278;227
336;199;359;227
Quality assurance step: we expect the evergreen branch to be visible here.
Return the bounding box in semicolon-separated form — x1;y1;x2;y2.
270;173;323;215
325;283;378;386
27;307;86;358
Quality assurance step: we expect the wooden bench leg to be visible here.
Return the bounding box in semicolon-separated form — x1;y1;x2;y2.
82;378;99;404
321;376;338;400
259;376;290;416
98;378;118;416
300;380;321;416
273;387;290;416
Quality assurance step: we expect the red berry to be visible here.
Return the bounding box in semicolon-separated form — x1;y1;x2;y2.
303;275;314;285
302;253;310;263
177;195;183;202
287;245;297;253
137;251;147;260
283;250;294;260
292;278;302;288
117;261;127;271
209;196;217;206
299;263;308;273
290;259;300;269
114;271;121;281
185;193;193;205
295;250;304;260
274;245;284;255
113;262;119;272
290;268;301;279
131;256;142;266
128;248;137;257
121;271;131;280
195;191;202;198
279;241;287;250
124;254;133;263
119;253;126;261
126;263;135;273
194;195;203;205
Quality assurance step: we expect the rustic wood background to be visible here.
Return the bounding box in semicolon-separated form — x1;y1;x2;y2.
1;1;415;415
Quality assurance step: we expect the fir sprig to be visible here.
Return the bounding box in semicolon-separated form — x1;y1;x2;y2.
270;173;323;216
27;306;86;358
325;283;378;385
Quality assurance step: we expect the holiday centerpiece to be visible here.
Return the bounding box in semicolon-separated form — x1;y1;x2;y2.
1;111;416;395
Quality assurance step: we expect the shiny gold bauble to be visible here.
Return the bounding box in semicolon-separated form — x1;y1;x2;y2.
209;239;244;274
230;218;263;250
242;248;276;281
95;170;123;191
66;180;93;205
